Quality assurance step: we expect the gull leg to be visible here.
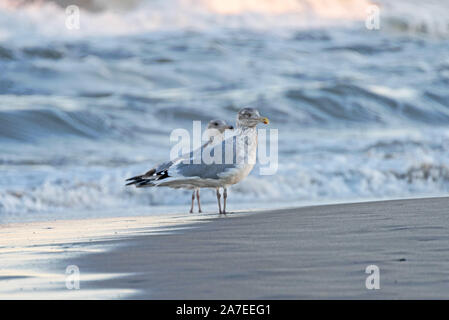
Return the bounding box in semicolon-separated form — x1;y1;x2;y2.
216;188;222;214
223;188;227;214
196;189;202;213
189;190;195;213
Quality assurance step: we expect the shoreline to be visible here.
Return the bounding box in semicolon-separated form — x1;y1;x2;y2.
3;192;447;225
0;212;216;299
2;197;449;299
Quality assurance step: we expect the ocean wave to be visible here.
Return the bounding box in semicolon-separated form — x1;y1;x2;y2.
285;83;449;126
1;158;449;220
1;0;448;40
0;0;371;42
392;164;449;184
379;0;449;38
0;107;113;142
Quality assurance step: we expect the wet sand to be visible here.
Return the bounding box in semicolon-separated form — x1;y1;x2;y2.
2;197;449;299
0;213;212;299
59;197;449;299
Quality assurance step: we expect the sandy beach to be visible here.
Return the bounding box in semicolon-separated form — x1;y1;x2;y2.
2;197;449;299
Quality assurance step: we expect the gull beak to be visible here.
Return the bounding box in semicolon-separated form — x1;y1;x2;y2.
260;117;269;125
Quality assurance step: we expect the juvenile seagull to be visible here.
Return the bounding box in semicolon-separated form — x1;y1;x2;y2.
126;108;269;214
126;119;233;213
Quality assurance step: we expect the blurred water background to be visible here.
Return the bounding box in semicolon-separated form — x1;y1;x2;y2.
1;0;448;222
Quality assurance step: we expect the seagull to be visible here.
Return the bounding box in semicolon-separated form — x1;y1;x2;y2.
126;119;233;213
126;108;269;214
188;120;234;213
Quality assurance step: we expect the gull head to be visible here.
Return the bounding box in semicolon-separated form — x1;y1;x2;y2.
236;108;269;128
205;119;234;141
207;119;234;133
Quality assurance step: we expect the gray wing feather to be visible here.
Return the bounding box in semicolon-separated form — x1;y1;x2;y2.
174;136;238;179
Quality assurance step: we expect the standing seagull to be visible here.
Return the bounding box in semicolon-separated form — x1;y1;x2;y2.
126;108;269;214
189;120;234;213
126;119;233;213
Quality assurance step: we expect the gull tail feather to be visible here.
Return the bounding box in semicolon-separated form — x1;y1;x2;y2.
125;169;170;187
125;169;156;182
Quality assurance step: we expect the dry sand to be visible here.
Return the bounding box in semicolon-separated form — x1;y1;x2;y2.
2;197;449;299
